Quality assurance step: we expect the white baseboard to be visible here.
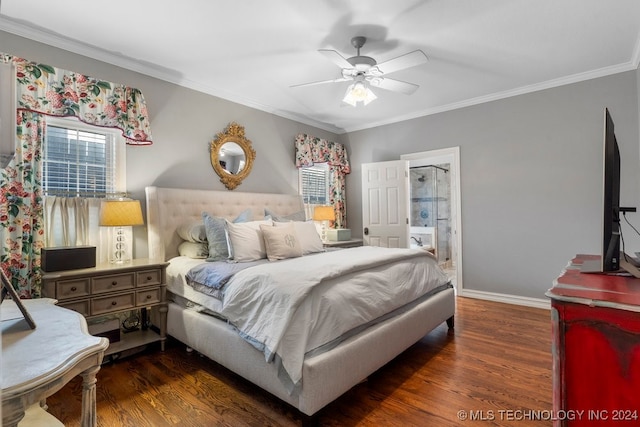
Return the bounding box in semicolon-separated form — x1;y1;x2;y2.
459;289;550;310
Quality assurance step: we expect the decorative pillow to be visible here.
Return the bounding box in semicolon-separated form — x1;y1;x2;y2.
264;208;307;222
226;219;273;262
178;241;209;259
274;220;324;255
202;209;252;262
176;220;207;243
260;223;303;261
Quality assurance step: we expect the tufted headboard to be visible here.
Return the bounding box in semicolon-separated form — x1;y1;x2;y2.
145;186;304;261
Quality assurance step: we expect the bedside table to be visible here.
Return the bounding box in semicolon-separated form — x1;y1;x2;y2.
323;238;364;248
42;258;168;356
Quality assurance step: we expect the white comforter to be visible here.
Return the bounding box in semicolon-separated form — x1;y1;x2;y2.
218;246;449;393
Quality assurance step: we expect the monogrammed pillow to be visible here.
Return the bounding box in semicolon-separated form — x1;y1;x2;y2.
260;222;303;261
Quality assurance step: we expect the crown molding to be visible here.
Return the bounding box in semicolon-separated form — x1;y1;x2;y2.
1;15;636;137
343;61;639;133
0;16;344;135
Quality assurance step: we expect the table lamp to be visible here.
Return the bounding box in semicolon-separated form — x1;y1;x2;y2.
100;199;144;263
313;205;335;242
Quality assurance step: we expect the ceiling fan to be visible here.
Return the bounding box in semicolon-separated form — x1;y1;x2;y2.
291;36;428;106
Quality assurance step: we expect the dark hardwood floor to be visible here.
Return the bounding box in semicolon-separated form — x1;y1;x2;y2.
46;297;553;426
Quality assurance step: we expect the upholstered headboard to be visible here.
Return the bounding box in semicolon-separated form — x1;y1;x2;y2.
145;186;304;261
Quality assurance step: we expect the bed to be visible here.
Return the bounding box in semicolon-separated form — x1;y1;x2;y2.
145;186;456;424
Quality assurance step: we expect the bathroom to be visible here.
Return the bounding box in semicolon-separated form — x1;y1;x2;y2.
409;164;452;268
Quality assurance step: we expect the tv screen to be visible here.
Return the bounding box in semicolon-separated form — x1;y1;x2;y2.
601;107;620;272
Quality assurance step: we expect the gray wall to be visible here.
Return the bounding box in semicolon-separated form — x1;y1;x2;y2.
1;31;340;258
344;71;640;300
4;31;640;301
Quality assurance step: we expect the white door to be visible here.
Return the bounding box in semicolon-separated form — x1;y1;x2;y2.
361;160;410;248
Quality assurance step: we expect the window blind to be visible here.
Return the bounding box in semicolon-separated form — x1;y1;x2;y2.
43;124;117;197
300;166;328;204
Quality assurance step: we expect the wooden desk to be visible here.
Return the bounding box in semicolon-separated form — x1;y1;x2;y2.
2;298;108;427
547;254;640;426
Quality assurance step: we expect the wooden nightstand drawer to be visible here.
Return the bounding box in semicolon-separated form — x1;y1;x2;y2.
137;269;162;286
59;299;90;316
57;278;91;300
137;287;161;305
91;292;135;315
92;273;135;294
41;258;169;356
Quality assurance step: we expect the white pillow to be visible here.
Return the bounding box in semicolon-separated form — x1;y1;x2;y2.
225;219;273;262
274;221;324;255
260;223;303;261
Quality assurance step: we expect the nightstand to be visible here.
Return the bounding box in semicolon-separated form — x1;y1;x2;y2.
42;258;168;357
322;238;364;248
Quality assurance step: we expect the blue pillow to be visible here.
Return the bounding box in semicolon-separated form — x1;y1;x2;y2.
202;209;252;261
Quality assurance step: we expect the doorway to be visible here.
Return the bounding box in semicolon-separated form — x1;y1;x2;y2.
401;147;462;291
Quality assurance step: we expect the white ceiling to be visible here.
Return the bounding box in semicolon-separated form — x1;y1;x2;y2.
1;0;640;134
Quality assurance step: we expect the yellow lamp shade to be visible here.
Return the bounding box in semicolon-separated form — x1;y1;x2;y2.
99;200;144;227
313;206;335;221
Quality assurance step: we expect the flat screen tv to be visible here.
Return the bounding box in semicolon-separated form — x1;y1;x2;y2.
601;107;621;271
581;108;640;276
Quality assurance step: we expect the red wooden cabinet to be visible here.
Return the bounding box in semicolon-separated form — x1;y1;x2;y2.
548;255;640;426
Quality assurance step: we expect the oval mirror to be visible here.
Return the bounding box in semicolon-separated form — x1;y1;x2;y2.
210;122;256;190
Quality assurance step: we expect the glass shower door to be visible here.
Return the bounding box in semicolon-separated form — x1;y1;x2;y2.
409;164;451;265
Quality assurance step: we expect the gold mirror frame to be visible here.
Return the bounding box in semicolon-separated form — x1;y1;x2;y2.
210;122;256;190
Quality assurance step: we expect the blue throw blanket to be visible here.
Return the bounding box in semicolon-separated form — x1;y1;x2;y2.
186;259;268;290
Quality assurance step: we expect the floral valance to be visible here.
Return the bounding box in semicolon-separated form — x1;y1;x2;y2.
294;134;350;174
294;133;350;229
1;53;152;144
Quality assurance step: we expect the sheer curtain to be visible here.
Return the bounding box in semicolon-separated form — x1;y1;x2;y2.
43;197;111;264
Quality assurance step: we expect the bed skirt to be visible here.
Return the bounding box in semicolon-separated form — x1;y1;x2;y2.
166;285;455;416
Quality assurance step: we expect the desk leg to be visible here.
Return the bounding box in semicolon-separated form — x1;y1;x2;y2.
80;364;101;427
1;405;25;427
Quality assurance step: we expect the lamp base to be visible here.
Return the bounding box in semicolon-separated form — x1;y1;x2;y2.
108;226;133;264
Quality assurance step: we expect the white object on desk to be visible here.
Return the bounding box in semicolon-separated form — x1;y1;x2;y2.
2;298;108;427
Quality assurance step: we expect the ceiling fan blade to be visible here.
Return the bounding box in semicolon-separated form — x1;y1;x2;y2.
290;77;351;88
369;77;419;95
376;50;428;75
318;49;354;69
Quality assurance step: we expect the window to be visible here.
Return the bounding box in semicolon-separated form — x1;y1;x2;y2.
299;164;329;205
42;118;125;197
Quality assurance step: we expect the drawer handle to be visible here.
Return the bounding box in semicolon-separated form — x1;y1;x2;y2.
146;294;152;299
111;281;118;286
147;276;153;281
111;301;117;306
71;286;77;292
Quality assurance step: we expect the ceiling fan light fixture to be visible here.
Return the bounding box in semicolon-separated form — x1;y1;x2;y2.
343;81;377;107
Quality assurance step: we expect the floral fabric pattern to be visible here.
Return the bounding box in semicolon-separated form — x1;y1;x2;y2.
295;134;351;228
1;110;45;297
1;53;153;144
1;53;153;298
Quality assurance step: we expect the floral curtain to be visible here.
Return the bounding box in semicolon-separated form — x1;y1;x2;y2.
294;134;351;228
4;53;153;144
0;53;153;297
1;110;45;297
